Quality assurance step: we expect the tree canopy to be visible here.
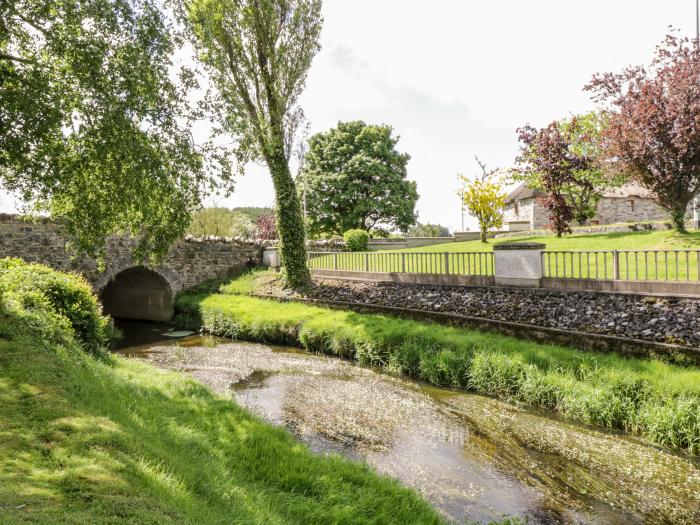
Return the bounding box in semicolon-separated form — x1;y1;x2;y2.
1;0;213;260
586;34;700;232
407;223;451;238
298;120;418;237
185;0;322;288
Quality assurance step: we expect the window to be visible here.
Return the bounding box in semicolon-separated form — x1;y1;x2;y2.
626;200;635;213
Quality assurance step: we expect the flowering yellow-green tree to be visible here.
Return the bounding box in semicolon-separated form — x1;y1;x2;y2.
459;159;507;243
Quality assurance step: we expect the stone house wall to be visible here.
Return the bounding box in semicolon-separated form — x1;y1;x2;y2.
505;196;693;231
503;197;535;230
503;197;550;230
592;197;691;225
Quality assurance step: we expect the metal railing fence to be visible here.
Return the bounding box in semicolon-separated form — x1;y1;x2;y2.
543;250;700;282
307;251;495;276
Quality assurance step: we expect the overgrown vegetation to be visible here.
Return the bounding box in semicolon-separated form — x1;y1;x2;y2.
177;271;700;454
0;259;448;523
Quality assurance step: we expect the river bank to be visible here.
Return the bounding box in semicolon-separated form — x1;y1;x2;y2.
175;272;700;455
123;334;700;524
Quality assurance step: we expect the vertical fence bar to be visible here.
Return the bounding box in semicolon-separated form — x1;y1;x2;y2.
613;251;619;280
675;251;679;281
686;251;690;281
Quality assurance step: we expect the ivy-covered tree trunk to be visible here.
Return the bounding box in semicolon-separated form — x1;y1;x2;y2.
267;150;310;289
669;202;689;233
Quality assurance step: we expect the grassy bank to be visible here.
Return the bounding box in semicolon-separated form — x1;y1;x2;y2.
400;229;700;253
177;272;700;455
0;259;446;524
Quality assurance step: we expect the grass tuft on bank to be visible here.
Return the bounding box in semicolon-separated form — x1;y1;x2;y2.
0;259;446;524
176;270;700;455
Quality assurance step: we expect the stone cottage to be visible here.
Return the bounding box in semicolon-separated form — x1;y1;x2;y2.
503;183;690;231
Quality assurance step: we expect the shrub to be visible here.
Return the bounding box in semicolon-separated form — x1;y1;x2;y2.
343;229;369;251
0;258;108;352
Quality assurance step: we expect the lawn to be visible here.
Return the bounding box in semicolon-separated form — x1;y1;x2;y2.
176;271;700;455
398;229;700;253
0;260;447;524
308;230;700;280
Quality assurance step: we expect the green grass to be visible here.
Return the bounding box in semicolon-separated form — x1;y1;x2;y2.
308;229;700;280
177;273;700;455
0;261;448;524
400;229;700;253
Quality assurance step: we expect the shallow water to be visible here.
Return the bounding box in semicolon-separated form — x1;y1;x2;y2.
115;324;700;524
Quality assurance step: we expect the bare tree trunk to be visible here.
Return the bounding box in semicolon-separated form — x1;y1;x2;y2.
480;229;487;243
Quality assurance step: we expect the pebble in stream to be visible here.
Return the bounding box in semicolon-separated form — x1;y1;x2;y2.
132;340;700;525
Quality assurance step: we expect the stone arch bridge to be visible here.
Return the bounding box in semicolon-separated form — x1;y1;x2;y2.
0;215;263;321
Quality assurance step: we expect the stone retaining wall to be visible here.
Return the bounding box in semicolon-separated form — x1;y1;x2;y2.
264;277;700;356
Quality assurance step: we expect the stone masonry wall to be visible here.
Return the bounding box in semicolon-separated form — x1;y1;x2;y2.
0;215;263;292
593;197;692;225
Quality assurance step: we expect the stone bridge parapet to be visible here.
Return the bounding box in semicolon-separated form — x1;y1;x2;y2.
0;214;264;320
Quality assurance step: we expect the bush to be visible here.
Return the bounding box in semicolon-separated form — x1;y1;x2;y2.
343;229;369;251
0;258;108;353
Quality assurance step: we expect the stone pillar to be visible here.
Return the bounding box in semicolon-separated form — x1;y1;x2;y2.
262;247;280;268
493;242;545;288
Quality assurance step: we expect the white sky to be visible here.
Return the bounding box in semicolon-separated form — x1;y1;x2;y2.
2;1;696;232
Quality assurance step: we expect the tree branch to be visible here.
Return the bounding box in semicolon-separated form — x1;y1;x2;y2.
0;52;33;64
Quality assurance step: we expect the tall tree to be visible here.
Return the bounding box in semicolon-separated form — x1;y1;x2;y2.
185;0;321;288
586;34;700;232
298;120;418;237
1;0;213;260
459;158;506;243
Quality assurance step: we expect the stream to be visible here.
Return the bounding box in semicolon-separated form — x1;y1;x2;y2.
114;320;700;524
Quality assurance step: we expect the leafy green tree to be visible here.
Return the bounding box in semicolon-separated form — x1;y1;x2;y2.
1;0;216;260
185;0;321;288
407;223;450;237
298;121;418;237
516;112;625;226
187;207;256;238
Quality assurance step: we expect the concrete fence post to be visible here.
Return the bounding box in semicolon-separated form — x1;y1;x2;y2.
333;252;338;271
493;242;545;288
401;253;406;273
364;252;369;272
443;252;450;275
613;250;620;280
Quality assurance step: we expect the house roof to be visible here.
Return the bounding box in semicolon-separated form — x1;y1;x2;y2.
505;183;545;203
601;184;656;199
506;182;656;203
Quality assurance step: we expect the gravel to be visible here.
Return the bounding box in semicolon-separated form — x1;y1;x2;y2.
258;278;700;347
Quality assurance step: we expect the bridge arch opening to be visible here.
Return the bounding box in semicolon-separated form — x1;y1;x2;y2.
100;266;174;322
